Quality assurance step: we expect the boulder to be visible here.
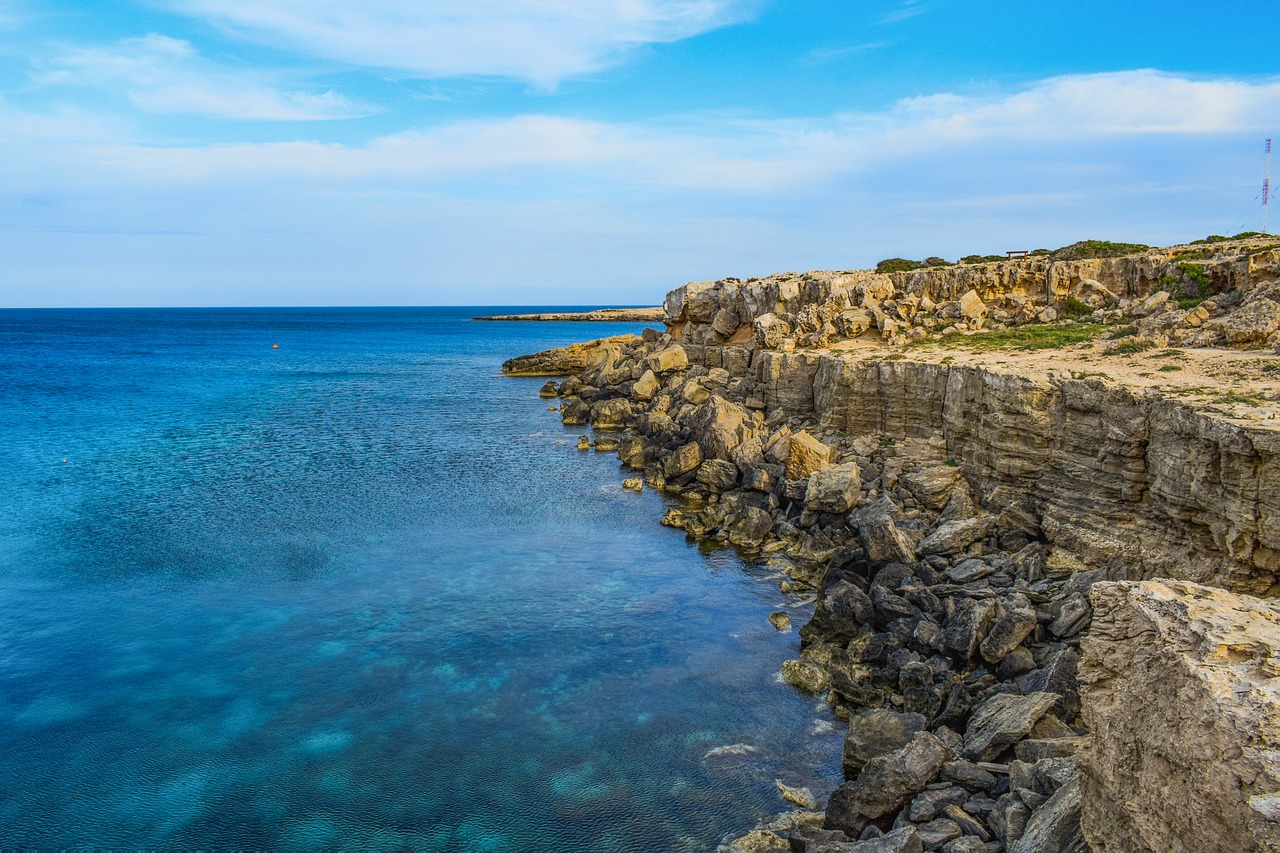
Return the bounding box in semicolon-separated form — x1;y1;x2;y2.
696;459;740;491
786;431;833;479
917;518;994;557
689;395;750;460
806;462;862;514
1008;777;1086;853
842;708;928;778
591;398;632;429
727;507;774;547
845;827;923;853
1219;298;1280;345
632;369;661;401
857;507;917;567
963;692;1060;761
755;313;794;348
561;399;591;425
825;731;950;834
978;594;1038;665
664;442;703;478
538;380;558;397
645;345;689;374
959;290;988;321
804;580;875;646
900;464;963;510
943;598;995;662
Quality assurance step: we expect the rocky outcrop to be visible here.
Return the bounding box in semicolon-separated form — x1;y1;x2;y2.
501;333;643;375
475;307;664;322
1079;580;1280;852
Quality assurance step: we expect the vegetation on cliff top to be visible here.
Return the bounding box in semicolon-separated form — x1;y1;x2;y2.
913;323;1107;352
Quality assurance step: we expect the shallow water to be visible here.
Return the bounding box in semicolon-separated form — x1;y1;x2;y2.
0;307;841;850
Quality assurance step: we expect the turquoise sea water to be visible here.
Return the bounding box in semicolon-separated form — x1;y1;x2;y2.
0;308;840;851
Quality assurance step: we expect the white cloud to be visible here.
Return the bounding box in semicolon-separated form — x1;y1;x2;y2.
34;34;373;120
158;0;755;87
13;69;1271;192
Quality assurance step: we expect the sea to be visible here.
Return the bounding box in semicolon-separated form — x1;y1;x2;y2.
0;307;842;851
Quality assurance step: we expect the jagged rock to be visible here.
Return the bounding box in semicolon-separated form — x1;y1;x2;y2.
777;780;818;810
978;594;1037;665
780;656;830;694
755;313;794;348
944;558;994;584
591;398;632;428
622;477;643;492
562;399;590;425
503;334;642;375
697;459;740;491
576;435;591;451
689;395;751;459
619;437;647;468
939;838;986;853
842;708;927;778
825;731;950;834
1008;777;1086;853
963;692;1060;761
1047;593;1090;638
943;804;991;841
845;826;923;853
990;794;1031;847
857;508;917;567
917;518;993;557
594;436;619;452
632;369;661;400
1016;648;1080;721
958;290;987;321
941;760;997;792
806;463;862;513
900;464;963;510
906;786;968;822
1219;297;1280;345
719;829;791;853
943;598;995;662
768;611;791;631
664;442;703;478
538;380;558;397
645;344;689;374
805;580;875;646
1080;580;1280;853
728;507;774;547
787;431;834;479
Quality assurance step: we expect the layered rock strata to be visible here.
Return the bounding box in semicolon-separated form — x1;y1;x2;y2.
505;240;1280;853
1079;580;1280;852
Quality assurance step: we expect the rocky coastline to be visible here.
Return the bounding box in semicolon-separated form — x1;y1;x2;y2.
473;307;664;322
506;237;1280;852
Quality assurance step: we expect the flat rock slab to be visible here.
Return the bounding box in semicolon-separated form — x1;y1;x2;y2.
963;691;1060;761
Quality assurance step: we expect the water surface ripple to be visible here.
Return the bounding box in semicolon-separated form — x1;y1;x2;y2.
0;307;841;850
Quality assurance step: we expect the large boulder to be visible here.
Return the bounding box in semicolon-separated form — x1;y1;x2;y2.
917;517;994;557
645;345;689;374
857;505;917;567
843;708;928;778
590;398;632;429
806;462;862;514
664;442;703;478
688;395;750;460
900;464;963;510
786;431;833;479
826;731;950;834
963;692;1060;761
1079;580;1280;853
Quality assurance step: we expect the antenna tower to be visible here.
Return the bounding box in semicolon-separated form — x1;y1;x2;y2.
1266;138;1273;235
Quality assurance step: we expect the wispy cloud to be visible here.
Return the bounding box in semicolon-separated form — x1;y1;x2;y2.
879;0;929;25
33;34;374;120
156;0;757;87
803;41;887;64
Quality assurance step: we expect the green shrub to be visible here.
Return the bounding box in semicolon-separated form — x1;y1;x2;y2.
924;256;952;267
1158;364;1183;372
876;258;925;274
1234;231;1265;240
916;324;1106;352
1029;248;1052;256
960;254;1005;264
1115;340;1156;355
1051;240;1150;261
1191;235;1230;244
1060;297;1093;319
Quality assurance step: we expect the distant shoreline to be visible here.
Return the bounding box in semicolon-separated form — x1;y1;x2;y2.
472;307;664;322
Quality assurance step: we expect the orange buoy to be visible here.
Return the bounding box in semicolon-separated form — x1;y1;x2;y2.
272;344;280;349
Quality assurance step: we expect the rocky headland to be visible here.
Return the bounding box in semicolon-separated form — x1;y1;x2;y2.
505;236;1280;852
473;307;664;322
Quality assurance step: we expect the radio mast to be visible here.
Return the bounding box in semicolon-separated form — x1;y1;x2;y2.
1265;138;1273;235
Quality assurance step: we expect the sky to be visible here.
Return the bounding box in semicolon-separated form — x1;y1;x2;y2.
0;1;1277;307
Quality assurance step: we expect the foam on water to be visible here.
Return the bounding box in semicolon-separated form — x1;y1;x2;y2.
0;307;842;850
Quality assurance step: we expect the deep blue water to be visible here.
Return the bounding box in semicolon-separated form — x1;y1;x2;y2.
0;307;840;851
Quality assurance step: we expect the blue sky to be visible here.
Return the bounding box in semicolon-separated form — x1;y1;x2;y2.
1;0;1277;307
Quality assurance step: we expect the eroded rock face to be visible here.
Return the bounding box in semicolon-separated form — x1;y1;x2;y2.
1079;580;1280;853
